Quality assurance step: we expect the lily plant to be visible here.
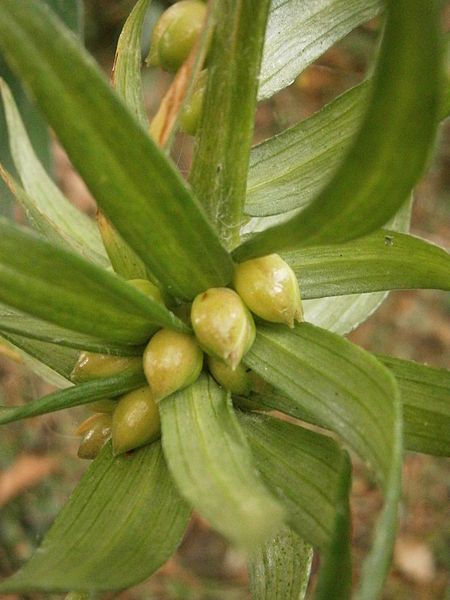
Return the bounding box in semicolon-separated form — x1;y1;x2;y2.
0;0;449;598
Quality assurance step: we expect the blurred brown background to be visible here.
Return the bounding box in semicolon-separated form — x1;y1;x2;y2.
0;1;449;598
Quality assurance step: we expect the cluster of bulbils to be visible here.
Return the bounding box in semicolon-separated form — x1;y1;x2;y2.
74;255;303;459
146;0;208;135
74;3;303;458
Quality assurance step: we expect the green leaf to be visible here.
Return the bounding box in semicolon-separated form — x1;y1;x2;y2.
0;304;144;356
0;371;146;425
0;0;82;209
379;355;450;456
244;323;402;600
96;212;148;282
0;332;76;385
0;443;191;593
247;81;369;217
190;0;271;249
259;0;382;101
240;412;345;550
234;0;442;260
247;354;450;458
159;374;285;551
248;65;450;220
306;293;388;337
282;229;450;300
0;55;50;213
102;0;155;282
245;323;399;475
248;526;313;600
112;0;150;127
315;452;353;600
0;218;188;344
0;79;108;266
44;0;84;37
241;414;352;600
0;0;233;300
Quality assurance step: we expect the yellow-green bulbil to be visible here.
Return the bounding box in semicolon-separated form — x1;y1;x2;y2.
146;0;206;72
112;386;161;456
143;329;203;401
233;254;303;328
76;413;112;460
128;278;163;304
70;351;143;383
207;356;252;396
191;287;255;370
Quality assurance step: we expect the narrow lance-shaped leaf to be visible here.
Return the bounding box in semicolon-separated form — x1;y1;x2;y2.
378;355;450;457
160;375;285;550
259;0;382;101
282;229;450;300
0;0;83;210
0;218;188;344
0;54;50;213
245;324;395;475
0;370;146;425
315;451;353;600
45;0;84;37
244;323;402;600
247;353;450;459
0;304;144;357
0;0;78;213
0;79;108;266
0;162;107;270
242;414;343;550
0;443;191;593
234;0;442;260
0;0;82;209
95;212;148;283
247;72;450;220
190;0;271;249
112;0;150;127
101;0;154;282
0;332;76;386
248;526;313;600
241;414;352;600
0;0;234;300
247;80;369;218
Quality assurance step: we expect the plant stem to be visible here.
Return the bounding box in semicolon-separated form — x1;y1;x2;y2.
189;0;271;251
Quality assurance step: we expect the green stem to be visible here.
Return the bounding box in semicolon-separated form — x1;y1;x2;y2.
190;0;271;250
